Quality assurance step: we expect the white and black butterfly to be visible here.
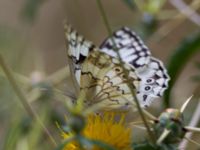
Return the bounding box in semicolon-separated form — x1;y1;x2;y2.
65;25;170;109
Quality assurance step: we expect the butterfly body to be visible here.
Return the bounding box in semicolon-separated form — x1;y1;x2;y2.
65;25;170;109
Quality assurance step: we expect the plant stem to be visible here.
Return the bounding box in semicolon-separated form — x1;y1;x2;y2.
96;0;156;144
0;54;57;147
169;0;200;26
148;0;200;43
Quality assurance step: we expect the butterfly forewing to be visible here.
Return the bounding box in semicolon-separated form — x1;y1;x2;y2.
100;27;151;69
64;24;95;93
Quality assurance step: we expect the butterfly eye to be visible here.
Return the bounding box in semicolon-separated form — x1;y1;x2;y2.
144;86;152;92
146;78;154;84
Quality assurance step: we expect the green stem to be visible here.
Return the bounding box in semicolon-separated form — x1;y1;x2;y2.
96;0;156;144
0;54;57;147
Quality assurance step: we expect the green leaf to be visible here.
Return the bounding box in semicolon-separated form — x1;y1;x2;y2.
164;31;200;107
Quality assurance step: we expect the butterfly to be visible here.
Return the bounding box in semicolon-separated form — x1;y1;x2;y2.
64;24;170;109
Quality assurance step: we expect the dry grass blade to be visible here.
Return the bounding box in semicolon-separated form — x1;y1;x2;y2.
0;54;57;147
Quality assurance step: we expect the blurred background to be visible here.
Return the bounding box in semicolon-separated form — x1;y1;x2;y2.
0;0;200;149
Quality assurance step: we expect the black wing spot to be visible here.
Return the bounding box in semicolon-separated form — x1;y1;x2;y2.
76;54;87;63
145;86;151;91
143;95;147;101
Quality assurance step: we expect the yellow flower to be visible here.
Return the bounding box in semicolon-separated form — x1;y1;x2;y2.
62;113;132;150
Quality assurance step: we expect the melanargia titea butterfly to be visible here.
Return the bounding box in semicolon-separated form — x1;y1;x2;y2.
65;25;170;109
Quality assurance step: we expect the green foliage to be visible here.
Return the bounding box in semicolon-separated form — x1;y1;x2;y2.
122;0;136;10
164;31;200;107
191;62;200;82
21;0;45;23
129;0;166;15
3;118;23;150
123;0;166;15
2;114;52;150
140;14;158;37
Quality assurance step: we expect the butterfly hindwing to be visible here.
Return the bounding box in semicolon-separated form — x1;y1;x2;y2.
80;50;140;109
136;57;170;107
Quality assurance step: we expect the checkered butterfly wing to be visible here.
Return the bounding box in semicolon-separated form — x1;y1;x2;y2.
100;27;151;69
100;27;170;107
65;25;140;109
64;24;95;93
